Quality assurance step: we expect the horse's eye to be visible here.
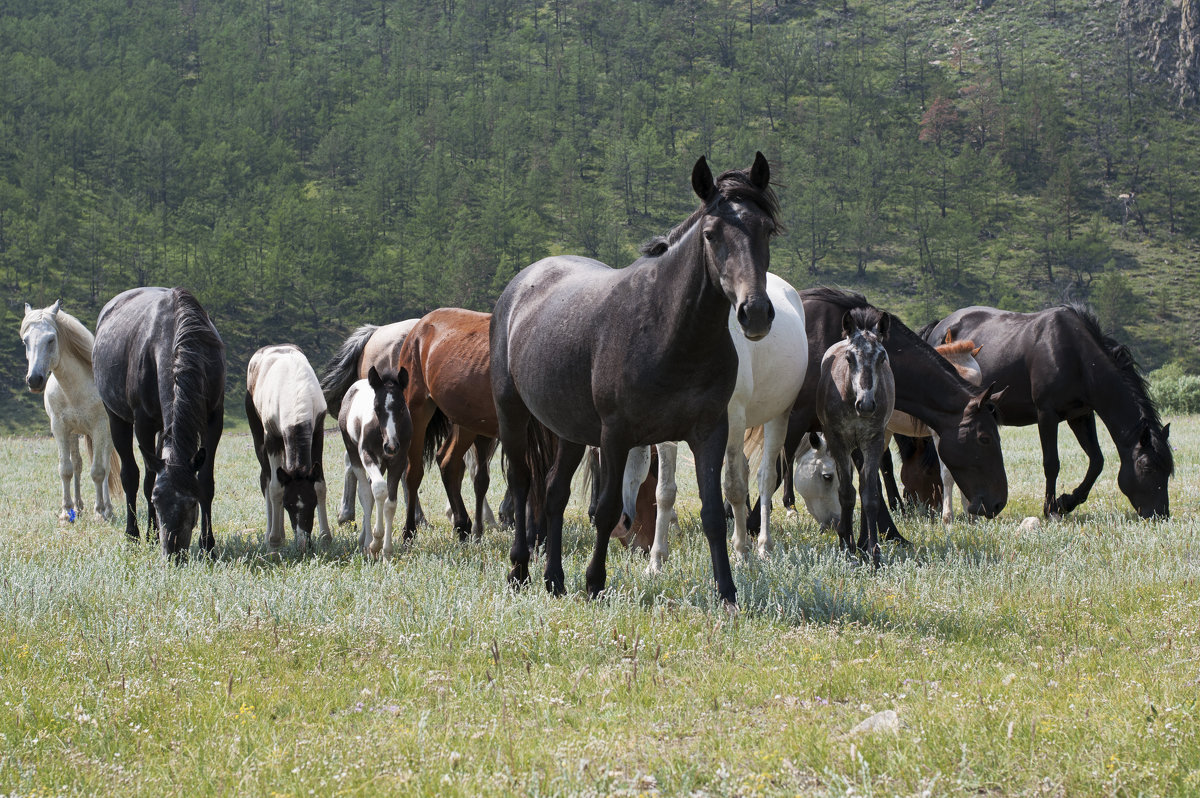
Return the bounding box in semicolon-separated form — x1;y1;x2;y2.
980;435;992;446
822;474;833;482
703;229;715;242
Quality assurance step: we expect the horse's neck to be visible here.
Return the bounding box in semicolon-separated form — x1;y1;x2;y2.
1084;361;1148;456
51;349;96;398
652;240;732;356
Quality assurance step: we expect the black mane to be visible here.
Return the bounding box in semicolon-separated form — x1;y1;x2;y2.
166;287;225;462
1062;304;1172;472
640;164;783;257
803;287;973;389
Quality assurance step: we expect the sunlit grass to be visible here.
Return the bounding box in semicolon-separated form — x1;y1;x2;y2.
0;418;1197;795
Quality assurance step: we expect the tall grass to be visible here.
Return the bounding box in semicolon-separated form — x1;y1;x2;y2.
0;419;1197;795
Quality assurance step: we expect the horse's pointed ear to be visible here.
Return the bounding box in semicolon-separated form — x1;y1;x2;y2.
691;156;716;203
49;299;62;317
972;345;982;358
192;448;207;473
945;331;953;344
397;366;409;391
1163;422;1171;439
876;313;891;342
750;151;770;190
808;431;822;451
367;365;382;390
24;303;33;315
841;310;854;339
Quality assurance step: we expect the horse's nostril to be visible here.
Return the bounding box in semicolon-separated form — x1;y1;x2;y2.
766;302;776;323
737;304;749;327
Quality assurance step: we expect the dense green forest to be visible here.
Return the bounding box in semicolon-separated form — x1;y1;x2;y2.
3;0;1199;431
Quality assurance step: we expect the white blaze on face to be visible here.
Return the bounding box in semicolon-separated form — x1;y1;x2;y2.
384;393;397;449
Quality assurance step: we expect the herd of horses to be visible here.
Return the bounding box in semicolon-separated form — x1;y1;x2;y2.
18;154;1175;607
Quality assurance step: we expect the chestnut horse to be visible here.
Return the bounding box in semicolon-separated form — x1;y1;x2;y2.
396;308;499;541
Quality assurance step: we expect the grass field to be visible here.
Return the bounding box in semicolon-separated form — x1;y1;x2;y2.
0;417;1198;796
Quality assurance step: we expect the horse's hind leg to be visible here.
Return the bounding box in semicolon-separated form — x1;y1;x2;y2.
585;433;633;600
543;440;586;596
87;434;115;521
648;443;678;574
312;426;331;542
107;411;140;540
495;399;534;588
879;433;902;512
133;415;160;540
857;440;886;568
725;410;752;558
1060;413;1104;515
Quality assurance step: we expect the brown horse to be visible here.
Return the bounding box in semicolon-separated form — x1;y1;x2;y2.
396;308;499;541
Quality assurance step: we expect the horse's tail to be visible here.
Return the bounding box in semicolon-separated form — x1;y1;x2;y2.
524;420;556;525
319;324;378;417
423;407;453;468
83;435;124;499
743;424;765;477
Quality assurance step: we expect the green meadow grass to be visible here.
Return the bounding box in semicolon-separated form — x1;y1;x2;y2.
0;418;1198;796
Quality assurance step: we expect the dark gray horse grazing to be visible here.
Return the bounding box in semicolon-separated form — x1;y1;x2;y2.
926;305;1172;519
93;287;226;556
763;289;1008;537
491;153;779;607
817;307;895;566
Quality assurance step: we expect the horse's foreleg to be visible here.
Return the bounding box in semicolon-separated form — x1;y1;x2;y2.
1037;413;1063;517
756;417;788;557
829;446;857;555
133;415;159;541
382;465;401;560
402;421;427;542
858;440;886;568
88;434;115;521
543;440;586;596
354;464;374;554
690;421;737;607
1060;413;1104;515
931;431;955;525
51;423;76;521
312;428;331;543
266;463;285;550
198;412;222;555
438;430;475;542
648;443;678;575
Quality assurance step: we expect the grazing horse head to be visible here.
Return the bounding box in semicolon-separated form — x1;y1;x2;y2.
20;300;65;393
840;308;891;416
794;432;840;530
367;365;409;458
1121;422;1172;519
689;151;778;341
151;445;206;554
277;462;322;539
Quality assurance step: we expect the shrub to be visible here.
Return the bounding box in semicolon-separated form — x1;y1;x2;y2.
1147;362;1200;414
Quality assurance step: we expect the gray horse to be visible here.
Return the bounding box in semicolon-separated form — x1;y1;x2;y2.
817;307;895;566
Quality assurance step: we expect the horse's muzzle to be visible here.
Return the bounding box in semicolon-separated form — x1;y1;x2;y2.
736;296;774;341
26;374;47;393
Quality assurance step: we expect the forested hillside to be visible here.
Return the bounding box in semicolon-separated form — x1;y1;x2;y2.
3;0;1199;431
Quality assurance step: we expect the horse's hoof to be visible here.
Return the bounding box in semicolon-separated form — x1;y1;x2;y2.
544;576;566;597
336;514;354;526
722;599;739;617
508;563;530;587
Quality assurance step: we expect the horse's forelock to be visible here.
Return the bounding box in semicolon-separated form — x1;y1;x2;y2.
643;159;783;257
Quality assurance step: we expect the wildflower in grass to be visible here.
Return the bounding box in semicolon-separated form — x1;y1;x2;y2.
235;702;257;721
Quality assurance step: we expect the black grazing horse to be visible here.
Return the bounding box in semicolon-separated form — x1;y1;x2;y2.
926;305;1173;519
766;288;1007;537
491;153;779;607
93;287;226;556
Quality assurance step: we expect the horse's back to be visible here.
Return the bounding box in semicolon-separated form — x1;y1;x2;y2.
248;345;325;435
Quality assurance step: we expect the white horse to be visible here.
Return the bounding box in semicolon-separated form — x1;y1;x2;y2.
338;367;411;559
887;334;983;524
246;345;331;551
792;431;840;530
20;301;121;522
636;272;809;572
